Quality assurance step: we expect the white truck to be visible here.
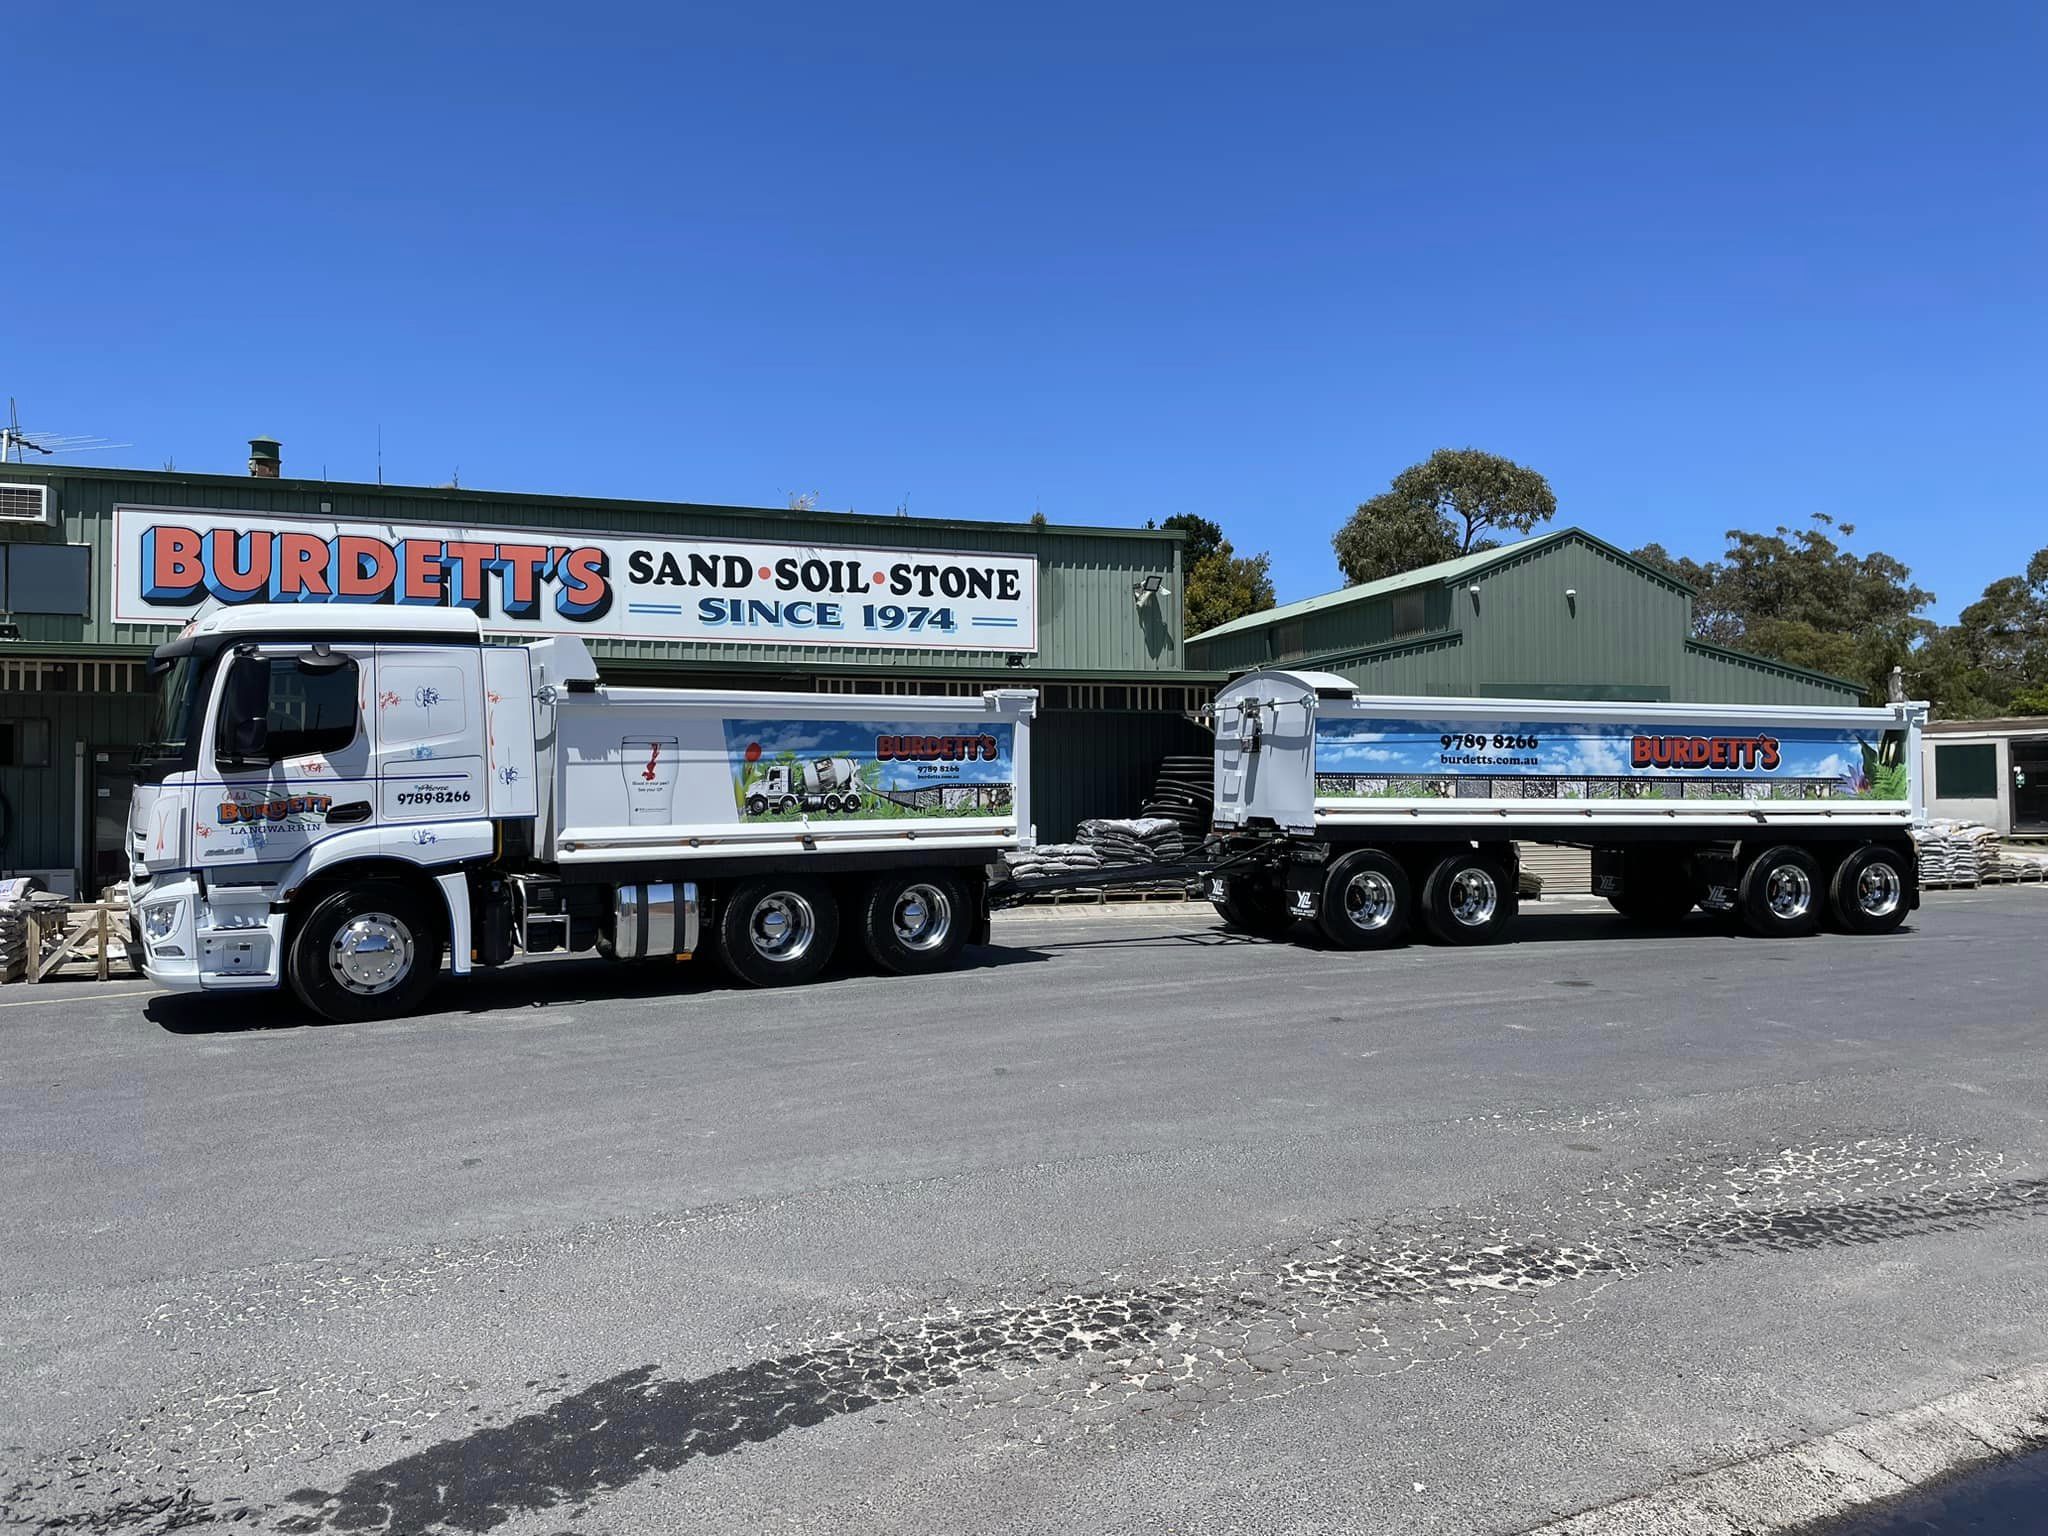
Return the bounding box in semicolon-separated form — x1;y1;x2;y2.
1199;669;1926;947
126;606;1034;1021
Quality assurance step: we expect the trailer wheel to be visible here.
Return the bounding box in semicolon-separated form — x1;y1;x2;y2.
1738;845;1823;938
860;871;968;974
1606;855;1698;925
286;883;443;1023
1828;845;1911;935
1211;875;1294;938
1318;850;1410;949
719;876;838;987
1420;852;1515;944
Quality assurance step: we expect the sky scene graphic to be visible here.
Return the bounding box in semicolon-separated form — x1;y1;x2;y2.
722;719;1016;791
1315;718;1889;789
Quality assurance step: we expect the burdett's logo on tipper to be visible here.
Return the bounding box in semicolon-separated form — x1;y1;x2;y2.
218;793;334;824
876;734;1001;762
1631;734;1782;771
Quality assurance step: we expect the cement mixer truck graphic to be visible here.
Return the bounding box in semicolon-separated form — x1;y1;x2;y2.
742;755;868;816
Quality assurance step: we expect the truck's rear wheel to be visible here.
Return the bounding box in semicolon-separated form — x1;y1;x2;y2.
1420;852;1515;944
287;884;443;1023
1828;845;1911;935
860;871;968;974
719;876;838;986
1317;850;1410;949
1211;874;1294;938
1738;845;1822;938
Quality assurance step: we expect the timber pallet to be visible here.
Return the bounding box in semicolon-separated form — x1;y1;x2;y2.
23;901;138;983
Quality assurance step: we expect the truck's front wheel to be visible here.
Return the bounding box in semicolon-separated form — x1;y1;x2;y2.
719;876;839;987
287;884;444;1023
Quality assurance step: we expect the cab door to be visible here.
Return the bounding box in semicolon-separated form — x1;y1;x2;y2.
374;645;487;830
195;643;376;873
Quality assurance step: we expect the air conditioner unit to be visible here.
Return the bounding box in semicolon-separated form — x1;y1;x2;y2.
0;483;52;526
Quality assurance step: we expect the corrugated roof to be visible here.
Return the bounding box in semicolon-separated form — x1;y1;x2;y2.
1189;528;1590;644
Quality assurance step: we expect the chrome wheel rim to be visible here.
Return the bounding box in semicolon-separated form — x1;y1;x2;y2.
1341;870;1398;931
1447;869;1498;927
329;912;414;995
1856;862;1902;917
1765;864;1813;919
749;892;816;962
892;884;953;950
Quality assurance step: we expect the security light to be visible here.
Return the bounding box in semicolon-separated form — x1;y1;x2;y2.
1132;574;1165;607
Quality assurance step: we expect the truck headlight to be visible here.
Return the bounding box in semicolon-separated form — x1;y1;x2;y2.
142;902;179;941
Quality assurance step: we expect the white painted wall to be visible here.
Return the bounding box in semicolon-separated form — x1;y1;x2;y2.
1923;735;2009;832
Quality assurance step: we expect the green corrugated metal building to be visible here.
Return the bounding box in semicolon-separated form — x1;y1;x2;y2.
0;456;1214;890
1183;528;1865;895
1187;528;1864;705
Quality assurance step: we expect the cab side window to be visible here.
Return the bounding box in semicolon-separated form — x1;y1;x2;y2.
220;656;361;762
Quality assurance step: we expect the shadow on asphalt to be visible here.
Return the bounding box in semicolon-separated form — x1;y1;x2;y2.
141;907;1919;1035
144;939;1051;1035
1016;908;1919;952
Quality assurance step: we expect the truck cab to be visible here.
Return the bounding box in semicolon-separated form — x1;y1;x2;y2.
127;606;543;1006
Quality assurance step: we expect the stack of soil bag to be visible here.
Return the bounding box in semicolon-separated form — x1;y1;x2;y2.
999;842;1107;881
1077;816;1187;864
1911;819;1998;887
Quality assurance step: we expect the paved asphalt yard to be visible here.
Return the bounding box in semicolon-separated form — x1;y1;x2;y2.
4;889;2047;1535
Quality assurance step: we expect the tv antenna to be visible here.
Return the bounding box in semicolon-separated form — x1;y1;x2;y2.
1;398;130;464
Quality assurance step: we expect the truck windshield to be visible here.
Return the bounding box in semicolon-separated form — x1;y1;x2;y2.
137;654;203;767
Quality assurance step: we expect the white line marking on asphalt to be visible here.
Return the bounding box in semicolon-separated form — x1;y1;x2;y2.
0;989;164;1009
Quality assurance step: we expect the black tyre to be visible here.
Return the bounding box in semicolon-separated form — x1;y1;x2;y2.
1828;844;1912;935
1210;874;1295;938
1317;849;1411;949
776;796;797;813
1606;885;1697;925
859;871;969;975
286;882;443;1023
745;794;768;816
1738;844;1823;938
1420;852;1516;945
718;875;839;987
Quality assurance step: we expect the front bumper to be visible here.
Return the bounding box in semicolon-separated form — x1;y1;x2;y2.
133;875;286;992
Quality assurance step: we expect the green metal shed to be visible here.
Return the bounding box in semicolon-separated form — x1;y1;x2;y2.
1186;528;1865;706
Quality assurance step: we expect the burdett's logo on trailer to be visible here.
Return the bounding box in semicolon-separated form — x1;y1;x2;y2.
139;525;613;621
1631;734;1782;771
875;734;1001;762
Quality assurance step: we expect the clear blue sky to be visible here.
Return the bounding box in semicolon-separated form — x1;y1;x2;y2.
10;2;2042;622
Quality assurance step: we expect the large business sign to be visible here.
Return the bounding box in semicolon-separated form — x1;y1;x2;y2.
110;505;1038;652
1315;716;1908;801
